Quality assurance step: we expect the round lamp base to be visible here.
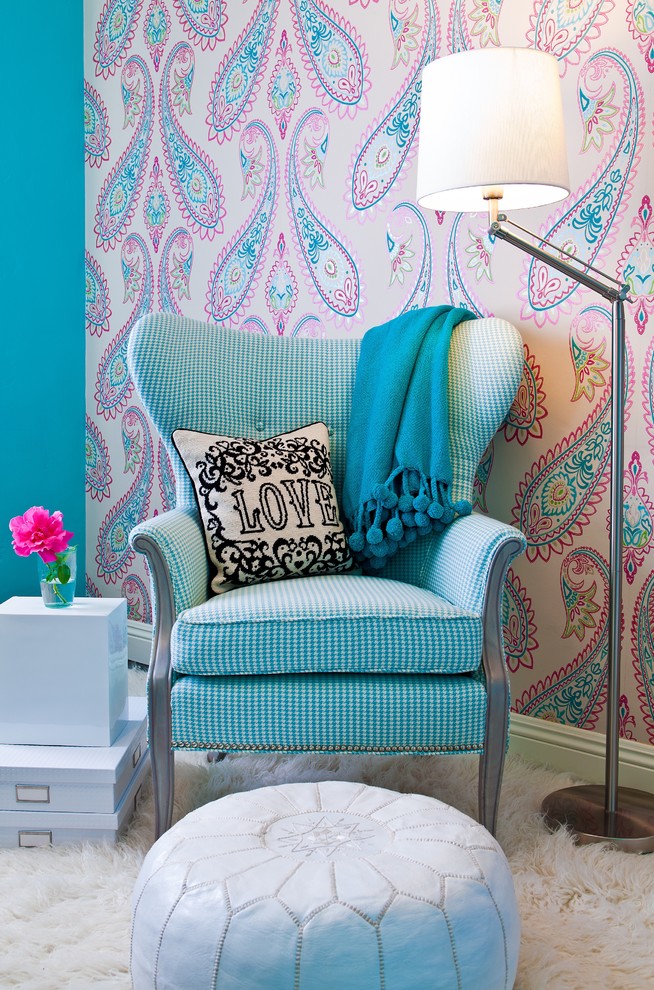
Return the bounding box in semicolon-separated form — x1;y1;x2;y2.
541;784;654;853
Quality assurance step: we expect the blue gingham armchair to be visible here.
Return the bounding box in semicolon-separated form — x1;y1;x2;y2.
128;313;526;839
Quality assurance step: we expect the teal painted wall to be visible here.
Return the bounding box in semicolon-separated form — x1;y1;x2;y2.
0;7;85;601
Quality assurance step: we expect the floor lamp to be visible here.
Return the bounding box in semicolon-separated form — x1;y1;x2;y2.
416;46;654;852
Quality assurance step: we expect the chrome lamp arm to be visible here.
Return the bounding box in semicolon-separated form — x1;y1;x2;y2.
490;215;629;303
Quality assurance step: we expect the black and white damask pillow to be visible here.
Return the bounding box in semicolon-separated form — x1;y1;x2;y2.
172;422;354;594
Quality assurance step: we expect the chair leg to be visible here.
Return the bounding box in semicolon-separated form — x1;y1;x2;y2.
478;712;508;838
131;527;179;841
151;733;174;841
148;671;175;841
477;625;510;837
477;536;522;837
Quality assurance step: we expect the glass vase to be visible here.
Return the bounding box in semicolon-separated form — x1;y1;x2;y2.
36;547;77;608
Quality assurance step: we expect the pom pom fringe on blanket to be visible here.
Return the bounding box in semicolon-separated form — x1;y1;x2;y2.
343;305;475;569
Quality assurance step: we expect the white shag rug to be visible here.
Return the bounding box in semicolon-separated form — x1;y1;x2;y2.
1;669;653;990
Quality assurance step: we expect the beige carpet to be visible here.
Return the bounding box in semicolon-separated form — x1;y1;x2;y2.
1;673;653;989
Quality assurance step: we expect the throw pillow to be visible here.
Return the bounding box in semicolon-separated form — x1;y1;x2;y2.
172;422;354;594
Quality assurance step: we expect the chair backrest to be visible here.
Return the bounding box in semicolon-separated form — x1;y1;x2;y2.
127;313;523;512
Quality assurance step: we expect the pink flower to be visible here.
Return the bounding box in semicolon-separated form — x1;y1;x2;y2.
9;506;74;563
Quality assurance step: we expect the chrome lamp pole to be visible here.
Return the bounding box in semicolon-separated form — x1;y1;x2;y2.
491;213;654;852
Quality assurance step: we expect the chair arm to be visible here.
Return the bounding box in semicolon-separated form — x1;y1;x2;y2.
130;507;210;627
417;512;526;615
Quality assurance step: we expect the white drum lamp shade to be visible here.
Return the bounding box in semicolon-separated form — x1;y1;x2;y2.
416;47;570;214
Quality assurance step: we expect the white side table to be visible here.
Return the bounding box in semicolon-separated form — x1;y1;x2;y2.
0;597;128;746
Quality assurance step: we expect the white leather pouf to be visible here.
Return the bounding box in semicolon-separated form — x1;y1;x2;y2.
131;780;520;990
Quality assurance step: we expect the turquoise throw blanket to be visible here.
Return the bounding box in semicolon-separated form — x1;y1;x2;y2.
343;305;475;569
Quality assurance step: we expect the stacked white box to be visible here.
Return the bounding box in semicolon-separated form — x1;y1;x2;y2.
0;697;149;848
0;597;129;746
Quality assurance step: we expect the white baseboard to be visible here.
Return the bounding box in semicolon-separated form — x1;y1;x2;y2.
127;621;654;793
128;619;153;667
509;712;654;795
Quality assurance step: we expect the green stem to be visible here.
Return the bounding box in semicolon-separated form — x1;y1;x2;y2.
42;548;75;604
49;581;67;604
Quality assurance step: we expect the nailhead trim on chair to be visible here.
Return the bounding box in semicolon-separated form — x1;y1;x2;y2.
171;741;483;753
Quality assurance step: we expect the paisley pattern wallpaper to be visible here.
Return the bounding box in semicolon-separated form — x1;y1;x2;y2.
84;0;654;746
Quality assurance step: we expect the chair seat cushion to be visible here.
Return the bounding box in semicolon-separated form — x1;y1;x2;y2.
171;573;482;676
